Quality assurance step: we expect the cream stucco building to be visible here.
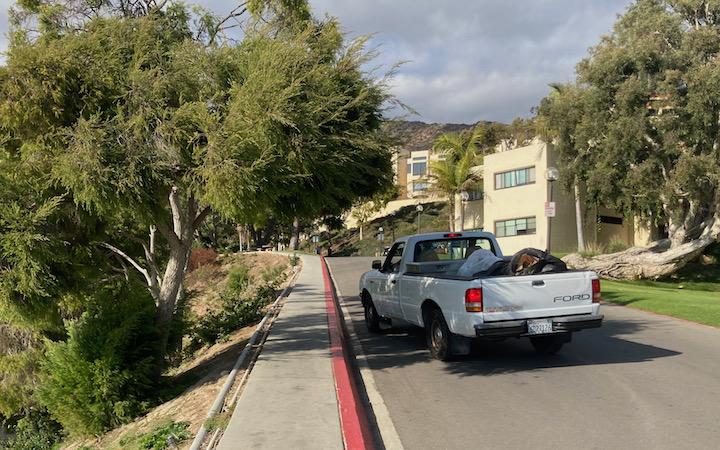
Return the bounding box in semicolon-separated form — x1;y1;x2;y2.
461;140;652;254
347;137;654;254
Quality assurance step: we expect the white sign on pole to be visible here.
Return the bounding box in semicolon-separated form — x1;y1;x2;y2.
544;201;556;218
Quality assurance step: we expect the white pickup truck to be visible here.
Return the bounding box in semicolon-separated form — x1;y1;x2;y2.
359;231;603;360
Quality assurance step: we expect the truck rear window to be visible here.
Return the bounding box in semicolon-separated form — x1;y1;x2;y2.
414;238;496;262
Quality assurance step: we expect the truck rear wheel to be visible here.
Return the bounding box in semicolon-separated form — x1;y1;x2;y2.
530;334;567;355
363;298;381;333
426;309;453;361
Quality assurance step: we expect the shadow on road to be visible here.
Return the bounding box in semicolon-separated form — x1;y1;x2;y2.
341;294;681;377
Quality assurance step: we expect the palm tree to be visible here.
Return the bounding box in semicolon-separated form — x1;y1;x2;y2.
428;131;483;231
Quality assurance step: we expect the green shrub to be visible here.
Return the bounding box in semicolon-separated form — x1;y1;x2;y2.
580;241;605;258
136;421;190;450
607;238;629;253
289;254;300;267
189;261;286;347
0;348;42;419
36;281;159;436
255;283;278;303
192;295;265;346
226;265;252;296
3;410;63;450
261;264;287;287
204;411;231;431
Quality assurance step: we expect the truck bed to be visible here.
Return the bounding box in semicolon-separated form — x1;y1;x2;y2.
400;268;598;336
404;269;585;281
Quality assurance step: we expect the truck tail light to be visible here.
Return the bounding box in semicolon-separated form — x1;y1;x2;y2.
465;288;483;312
592;279;601;303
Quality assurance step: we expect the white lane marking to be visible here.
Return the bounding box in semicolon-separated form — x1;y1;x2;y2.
326;263;405;450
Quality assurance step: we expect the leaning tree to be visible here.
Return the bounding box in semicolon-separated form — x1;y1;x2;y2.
537;0;720;279
1;0;395;358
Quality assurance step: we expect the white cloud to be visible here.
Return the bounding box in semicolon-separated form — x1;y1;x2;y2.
0;0;633;122
0;1;10;63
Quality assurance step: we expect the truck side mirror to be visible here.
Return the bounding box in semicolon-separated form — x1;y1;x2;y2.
372;260;382;270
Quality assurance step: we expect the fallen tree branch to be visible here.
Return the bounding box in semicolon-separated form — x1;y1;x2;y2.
562;236;715;279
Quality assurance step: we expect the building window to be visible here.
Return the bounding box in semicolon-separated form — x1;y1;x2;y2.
494;166;536;190
467;188;483;201
413;182;430;191
412;162;427;176
597;215;623;225
495;217;536;238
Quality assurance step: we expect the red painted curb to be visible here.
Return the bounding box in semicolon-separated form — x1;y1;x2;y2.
320;256;374;450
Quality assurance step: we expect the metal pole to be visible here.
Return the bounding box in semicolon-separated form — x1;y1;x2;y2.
417;211;420;234
547;182;554;253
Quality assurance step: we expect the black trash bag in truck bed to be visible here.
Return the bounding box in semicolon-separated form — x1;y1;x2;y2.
460;248;568;278
509;248;567;275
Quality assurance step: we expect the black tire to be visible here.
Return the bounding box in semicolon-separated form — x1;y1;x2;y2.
426;309;453;361
530;335;565;355
363;297;381;333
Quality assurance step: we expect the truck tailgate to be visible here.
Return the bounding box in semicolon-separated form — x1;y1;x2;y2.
481;271;595;321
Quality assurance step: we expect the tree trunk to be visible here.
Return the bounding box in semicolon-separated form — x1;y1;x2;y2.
245;225;252;251
155;244;190;359
665;197;708;248
564;197;720;280
574;181;585;252
448;197;455;232
562;237;715;279
668;214;688;248
236;224;243;252
100;187;211;372
289;216;300;250
455;192;464;231
570;193;720;279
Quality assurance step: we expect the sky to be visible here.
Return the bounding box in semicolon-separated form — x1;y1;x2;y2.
0;0;633;124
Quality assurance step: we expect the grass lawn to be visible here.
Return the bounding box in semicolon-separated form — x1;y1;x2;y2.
602;280;720;328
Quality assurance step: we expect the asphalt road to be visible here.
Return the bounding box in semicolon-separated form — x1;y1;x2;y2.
327;256;720;450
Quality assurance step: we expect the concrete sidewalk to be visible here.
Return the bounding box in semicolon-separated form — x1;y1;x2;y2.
217;255;343;450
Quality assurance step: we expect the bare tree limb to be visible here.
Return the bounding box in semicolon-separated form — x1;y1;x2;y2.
110;254;130;281
149;224;157;256
193;206;212;230
98;242;152;286
169;186;183;238
208;2;248;45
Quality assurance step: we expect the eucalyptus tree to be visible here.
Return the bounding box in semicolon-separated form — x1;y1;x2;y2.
537;0;720;278
1;0;395;357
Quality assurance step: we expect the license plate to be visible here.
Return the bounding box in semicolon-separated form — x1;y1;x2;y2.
527;319;553;335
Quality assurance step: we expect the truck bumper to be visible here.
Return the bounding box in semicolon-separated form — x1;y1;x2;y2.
474;314;603;338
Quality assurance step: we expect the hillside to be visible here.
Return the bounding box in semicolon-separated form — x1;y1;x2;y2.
382;119;501;155
61;253;295;450
309;202;452;256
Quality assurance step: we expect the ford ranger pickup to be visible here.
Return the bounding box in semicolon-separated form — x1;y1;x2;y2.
358;231;603;361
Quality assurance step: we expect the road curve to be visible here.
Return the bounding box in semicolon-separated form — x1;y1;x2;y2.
327;256;720;450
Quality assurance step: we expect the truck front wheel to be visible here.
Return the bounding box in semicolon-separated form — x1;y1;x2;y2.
426;310;453;361
530;333;569;355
